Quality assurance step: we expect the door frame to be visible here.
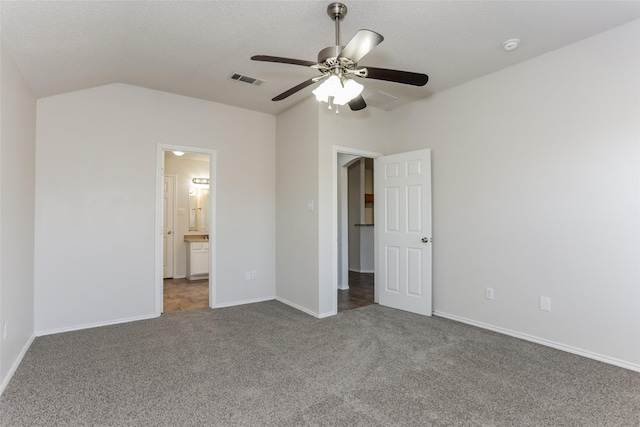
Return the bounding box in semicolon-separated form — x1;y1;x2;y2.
155;144;217;316
163;173;177;279
337;155;361;290
332;146;382;313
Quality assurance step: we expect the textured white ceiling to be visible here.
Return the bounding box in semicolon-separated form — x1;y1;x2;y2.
2;1;639;115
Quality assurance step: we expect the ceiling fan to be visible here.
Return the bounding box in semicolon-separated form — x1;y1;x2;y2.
251;2;429;112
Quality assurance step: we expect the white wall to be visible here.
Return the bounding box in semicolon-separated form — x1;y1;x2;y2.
35;83;276;333
0;43;36;392
359;227;375;273
337;154;359;290
388;20;640;368
164;154;210;278
276;102;391;316
317;105;393;316
275;98;321;315
360;159;375;273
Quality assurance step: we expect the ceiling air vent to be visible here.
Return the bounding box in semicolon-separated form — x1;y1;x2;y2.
366;91;399;111
230;73;264;86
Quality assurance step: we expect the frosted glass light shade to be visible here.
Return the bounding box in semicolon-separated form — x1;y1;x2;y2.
312;75;341;103
334;79;364;105
312;75;363;105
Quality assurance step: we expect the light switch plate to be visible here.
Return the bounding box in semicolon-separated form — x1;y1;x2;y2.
485;287;494;300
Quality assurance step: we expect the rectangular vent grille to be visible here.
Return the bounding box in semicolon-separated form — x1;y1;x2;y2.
366;91;399;110
230;73;264;86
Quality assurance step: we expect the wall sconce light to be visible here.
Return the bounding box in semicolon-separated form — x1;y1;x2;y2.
192;178;210;185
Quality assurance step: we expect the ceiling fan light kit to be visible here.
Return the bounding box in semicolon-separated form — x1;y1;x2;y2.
312;75;364;106
251;2;429;113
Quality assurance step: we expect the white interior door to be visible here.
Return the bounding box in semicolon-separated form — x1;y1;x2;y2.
163;175;175;279
375;149;432;316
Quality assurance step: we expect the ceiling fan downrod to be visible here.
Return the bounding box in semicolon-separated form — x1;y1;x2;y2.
317;2;348;68
327;2;347;46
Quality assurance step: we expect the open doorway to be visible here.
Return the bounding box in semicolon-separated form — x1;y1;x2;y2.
337;153;377;312
156;145;216;316
332;147;433;318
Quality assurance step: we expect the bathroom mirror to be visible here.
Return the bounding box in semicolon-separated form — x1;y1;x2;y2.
188;187;209;232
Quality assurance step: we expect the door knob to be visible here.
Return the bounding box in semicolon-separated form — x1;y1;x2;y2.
168;231;172;235
421;237;431;243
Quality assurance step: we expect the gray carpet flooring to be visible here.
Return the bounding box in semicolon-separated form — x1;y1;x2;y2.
1;301;638;426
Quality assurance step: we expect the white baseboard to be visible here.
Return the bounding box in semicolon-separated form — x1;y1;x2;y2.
275;296;323;318
317;310;337;318
36;313;159;337
186;275;208;281
433;310;640;373
0;333;36;396
212;296;275;309
348;269;374;274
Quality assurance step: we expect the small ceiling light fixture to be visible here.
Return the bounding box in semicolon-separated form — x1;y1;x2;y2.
502;38;520;52
172;151;185;156
192;178;210;185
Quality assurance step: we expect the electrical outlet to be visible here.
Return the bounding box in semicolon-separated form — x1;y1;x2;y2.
306;200;314;211
540;296;551;311
485;287;494;300
245;271;251;280
251;271;257;280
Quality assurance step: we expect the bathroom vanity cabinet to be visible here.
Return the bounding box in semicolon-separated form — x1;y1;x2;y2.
186;241;209;280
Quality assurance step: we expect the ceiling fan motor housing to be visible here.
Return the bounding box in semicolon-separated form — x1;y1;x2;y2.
318;45;344;64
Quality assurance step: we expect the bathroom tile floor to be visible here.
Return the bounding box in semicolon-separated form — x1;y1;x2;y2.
163;277;209;313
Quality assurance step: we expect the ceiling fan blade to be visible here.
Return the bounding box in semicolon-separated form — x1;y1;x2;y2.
364;67;429;86
348;95;367;111
251;55;317;67
272;78;317;101
338;30;384;63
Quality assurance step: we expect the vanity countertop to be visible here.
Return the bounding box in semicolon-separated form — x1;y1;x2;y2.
184;235;209;243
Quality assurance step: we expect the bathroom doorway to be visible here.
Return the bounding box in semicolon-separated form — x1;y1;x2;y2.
155;145;216;315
